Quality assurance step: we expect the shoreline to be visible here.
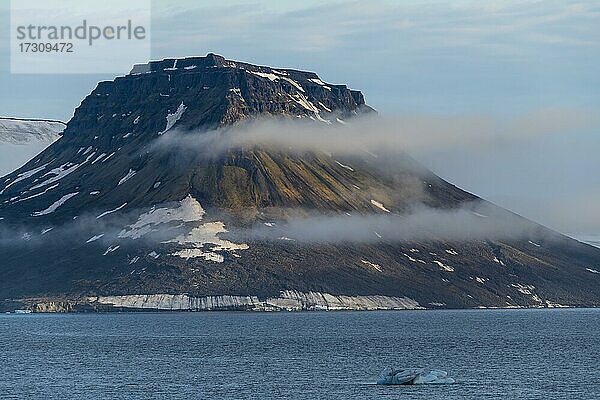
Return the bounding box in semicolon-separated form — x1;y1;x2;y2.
3;290;591;313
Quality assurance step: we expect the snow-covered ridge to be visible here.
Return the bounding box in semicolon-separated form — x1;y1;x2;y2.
94;291;423;311
0;118;66;177
0;118;65;144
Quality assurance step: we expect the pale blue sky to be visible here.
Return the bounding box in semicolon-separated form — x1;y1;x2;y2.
0;0;598;237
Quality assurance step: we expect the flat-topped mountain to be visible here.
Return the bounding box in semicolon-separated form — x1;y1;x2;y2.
0;54;598;312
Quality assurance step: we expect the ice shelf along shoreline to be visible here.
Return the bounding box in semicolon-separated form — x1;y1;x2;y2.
9;291;424;312
5;291;579;313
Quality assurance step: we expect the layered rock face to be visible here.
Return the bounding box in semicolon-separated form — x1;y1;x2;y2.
0;54;599;311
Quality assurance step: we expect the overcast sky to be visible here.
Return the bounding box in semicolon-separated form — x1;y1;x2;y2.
0;0;598;238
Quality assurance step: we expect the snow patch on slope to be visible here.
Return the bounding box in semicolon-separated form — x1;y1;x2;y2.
166;221;249;262
370;199;391;213
96;203;127;219
118;195;205;239
158;102;186;135
117;169;137;186
361;259;382;272
433;260;454;272
32;192;78;216
116;195;248;262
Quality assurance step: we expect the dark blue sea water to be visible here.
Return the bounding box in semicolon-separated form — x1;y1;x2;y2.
1;309;599;399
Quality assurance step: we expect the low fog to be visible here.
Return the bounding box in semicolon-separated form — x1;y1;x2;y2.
153;107;597;157
240;202;545;244
150;107;599;238
0;200;548;249
1;108;595;246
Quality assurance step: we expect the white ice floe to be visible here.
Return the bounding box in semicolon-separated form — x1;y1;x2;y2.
96;203;127;219
118;169;137;186
158;102;186;135
433;260;454;272
377;368;455;385
370;199;391;213
361;260;382;272
31;192;78;216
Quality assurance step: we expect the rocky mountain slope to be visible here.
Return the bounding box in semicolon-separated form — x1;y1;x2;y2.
0;54;598;312
0;118;65;177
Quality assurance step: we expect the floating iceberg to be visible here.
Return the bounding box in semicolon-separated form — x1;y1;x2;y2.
377;368;455;385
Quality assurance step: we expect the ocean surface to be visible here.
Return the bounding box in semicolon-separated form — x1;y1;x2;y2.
1;309;599;399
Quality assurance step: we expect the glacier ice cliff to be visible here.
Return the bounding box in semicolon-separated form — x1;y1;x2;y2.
92;291;423;311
